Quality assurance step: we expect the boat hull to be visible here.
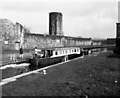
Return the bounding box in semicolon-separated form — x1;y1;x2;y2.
29;53;82;70
29;56;64;70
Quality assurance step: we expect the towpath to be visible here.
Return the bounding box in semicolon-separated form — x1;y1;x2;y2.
1;51;120;96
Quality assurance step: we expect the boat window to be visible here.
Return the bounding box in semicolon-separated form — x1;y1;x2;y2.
55;51;58;55
74;49;76;52
66;50;67;54
60;51;62;55
69;50;71;53
63;51;65;54
72;49;74;52
47;50;53;57
59;51;61;55
77;49;78;51
67;50;69;53
58;51;59;55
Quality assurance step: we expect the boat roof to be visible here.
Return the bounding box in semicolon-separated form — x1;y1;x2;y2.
39;47;79;51
54;47;79;51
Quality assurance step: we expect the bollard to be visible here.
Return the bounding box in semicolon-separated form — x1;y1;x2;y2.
43;70;47;74
64;55;68;62
64;56;66;62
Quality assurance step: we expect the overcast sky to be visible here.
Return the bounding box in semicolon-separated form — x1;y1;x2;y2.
0;0;119;39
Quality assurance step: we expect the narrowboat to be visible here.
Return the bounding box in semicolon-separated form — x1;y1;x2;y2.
29;47;82;70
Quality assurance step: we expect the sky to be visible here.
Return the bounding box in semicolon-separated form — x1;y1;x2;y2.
0;0;119;39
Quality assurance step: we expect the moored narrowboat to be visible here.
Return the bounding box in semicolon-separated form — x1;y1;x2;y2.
29;47;82;70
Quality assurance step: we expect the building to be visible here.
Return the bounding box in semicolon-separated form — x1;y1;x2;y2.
49;12;63;36
113;2;120;54
117;1;120;47
116;23;120;47
107;38;116;45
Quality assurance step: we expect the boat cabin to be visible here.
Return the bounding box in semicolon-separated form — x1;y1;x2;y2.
31;47;81;58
